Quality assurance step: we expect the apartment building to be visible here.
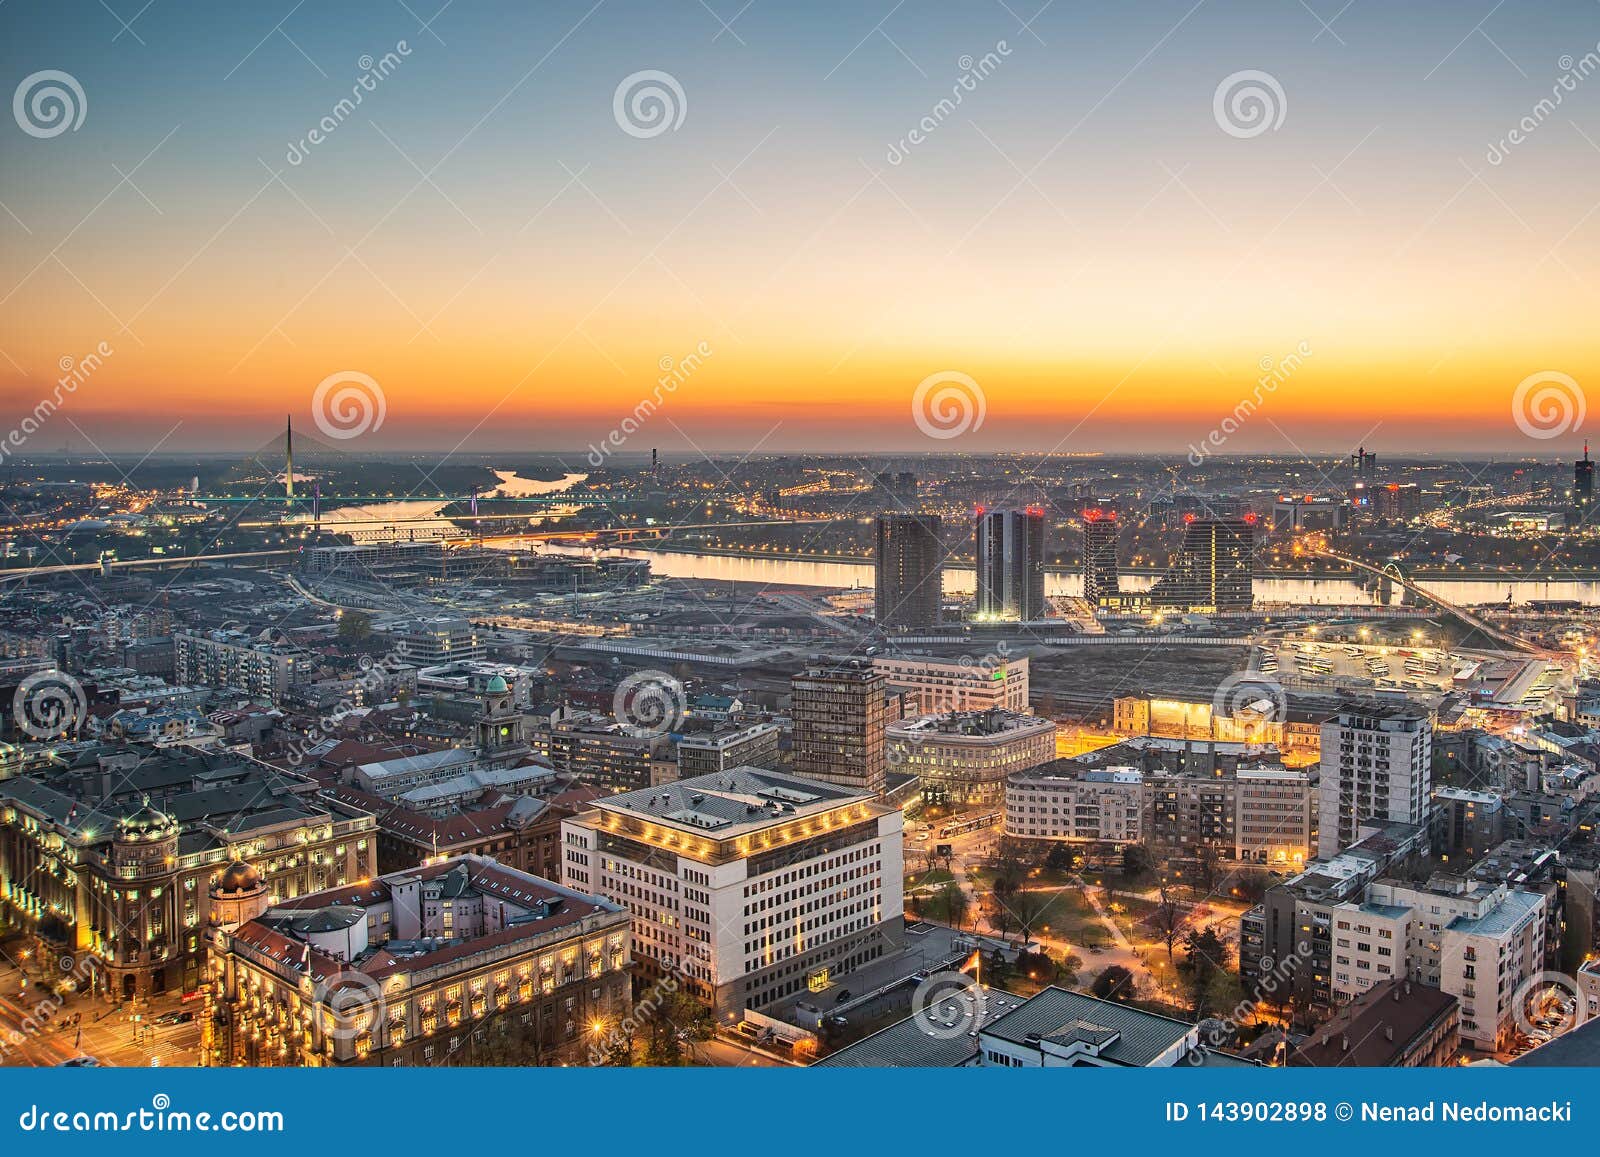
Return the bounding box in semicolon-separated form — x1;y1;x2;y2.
1318;705;1433;858
1004;763;1143;844
1235;766;1318;867
174;628;310;705
790;662;889;797
675;721;782;778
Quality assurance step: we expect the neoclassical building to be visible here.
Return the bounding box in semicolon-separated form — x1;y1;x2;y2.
0;743;377;1000
202;855;631;1066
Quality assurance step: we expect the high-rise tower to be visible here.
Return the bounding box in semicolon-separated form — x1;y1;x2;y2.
975;507;1047;621
874;513;943;629
1576;441;1593;518
1149;515;1255;611
790;662;889;797
284;414;294;504
1081;508;1121;606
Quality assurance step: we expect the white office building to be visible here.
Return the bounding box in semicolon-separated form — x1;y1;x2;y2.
560;767;903;1019
871;654;1029;714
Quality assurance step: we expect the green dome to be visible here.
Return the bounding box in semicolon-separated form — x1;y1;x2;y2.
485;675;509;694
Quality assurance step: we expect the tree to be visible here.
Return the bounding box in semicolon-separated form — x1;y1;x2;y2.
1122;843;1157;879
1151;900;1186;962
938;881;969;929
1092;964;1136;1002
1182;926;1232;977
1045;842;1080;873
987;899;1017;940
337;610;373;643
641;992;711;1067
1182;926;1234;1016
993;890;1056;943
1200;970;1244;1022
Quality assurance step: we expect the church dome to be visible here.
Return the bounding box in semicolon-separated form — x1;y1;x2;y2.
115;801;175;841
213;859;264;896
485;675;509;694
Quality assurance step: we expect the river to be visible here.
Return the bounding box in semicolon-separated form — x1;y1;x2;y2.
303;471;589;534
528;544;1600;607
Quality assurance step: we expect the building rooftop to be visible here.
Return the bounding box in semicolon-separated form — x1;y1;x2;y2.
1445;887;1542;937
231;855;625;988
1289;978;1458;1067
1508;1016;1600;1067
590;766;873;837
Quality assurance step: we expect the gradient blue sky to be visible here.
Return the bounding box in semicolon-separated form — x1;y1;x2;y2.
3;1;1599;456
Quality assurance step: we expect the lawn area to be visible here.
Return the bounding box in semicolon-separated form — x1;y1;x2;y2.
903;868;955;890
989;885;1111;946
912;886;969;926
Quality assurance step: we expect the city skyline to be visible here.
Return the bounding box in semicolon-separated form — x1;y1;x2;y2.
3;2;1599;454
